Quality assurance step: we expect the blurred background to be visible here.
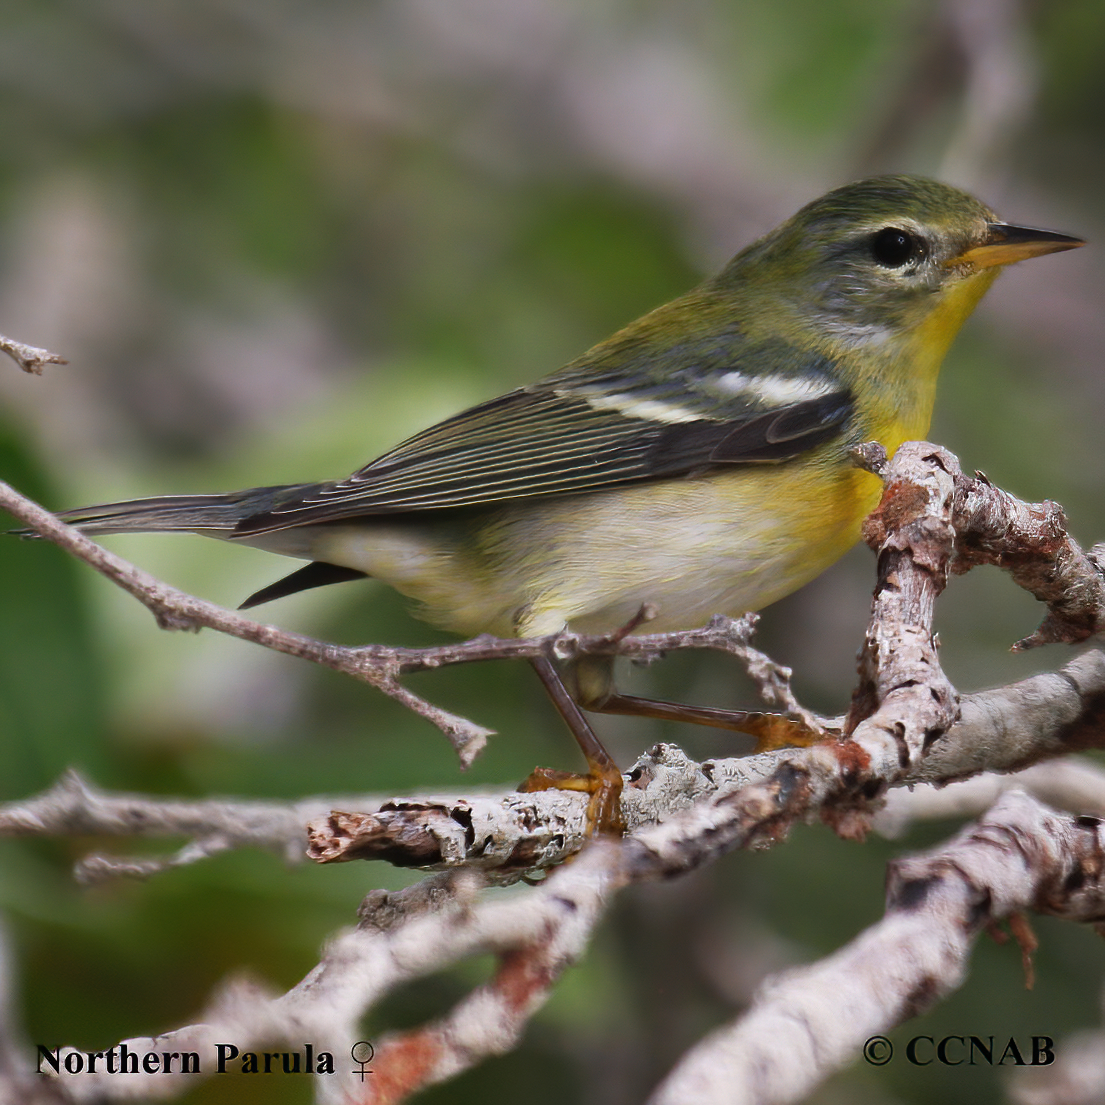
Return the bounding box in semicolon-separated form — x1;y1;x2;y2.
0;0;1103;1102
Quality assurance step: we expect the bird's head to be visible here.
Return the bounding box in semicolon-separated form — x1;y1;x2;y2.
718;175;1083;351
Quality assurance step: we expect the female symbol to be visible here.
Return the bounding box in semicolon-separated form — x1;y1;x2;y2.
351;1041;375;1081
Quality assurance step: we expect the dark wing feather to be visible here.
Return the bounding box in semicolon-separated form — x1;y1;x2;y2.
235;338;853;536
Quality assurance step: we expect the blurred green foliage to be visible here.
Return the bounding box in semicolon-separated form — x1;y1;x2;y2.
1;2;1104;1103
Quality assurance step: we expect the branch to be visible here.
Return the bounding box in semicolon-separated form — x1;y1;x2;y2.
11;435;1105;1104
311;644;1105;869
8;436;1100;779
9;634;1105;879
649;789;1105;1105
876;756;1105;838
35;784;1105;1104
0;770;374;881
6;638;1102;882
0;477;498;763
950;475;1105;649
39;851;620;1103
1;475;824;766
0;332;67;375
6;439;1105;883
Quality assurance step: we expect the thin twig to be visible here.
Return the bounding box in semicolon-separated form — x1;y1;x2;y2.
0;478;493;763
0;476;823;766
0;332;67;375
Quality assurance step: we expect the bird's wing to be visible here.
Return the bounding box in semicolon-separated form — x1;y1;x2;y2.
234;337;853;535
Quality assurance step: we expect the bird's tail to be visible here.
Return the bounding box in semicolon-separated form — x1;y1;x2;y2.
35;485;311;537
12;483;372;609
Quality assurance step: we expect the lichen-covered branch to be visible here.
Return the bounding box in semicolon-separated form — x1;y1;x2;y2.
6;649;1105;884
38;850;620;1104
876;756;1105;838
950;469;1105;649
12;635;1105;882
649;790;1105;1105
0;332;67;375
310;641;1105;870
33;784;1105;1104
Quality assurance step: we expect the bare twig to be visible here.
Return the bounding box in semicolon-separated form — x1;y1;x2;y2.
0;478;493;764
0;770;380;880
876;757;1105;838
0;332;67;375
950;469;1105;648
1;476;827;766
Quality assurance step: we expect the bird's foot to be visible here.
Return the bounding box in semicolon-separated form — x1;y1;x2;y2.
517;763;625;838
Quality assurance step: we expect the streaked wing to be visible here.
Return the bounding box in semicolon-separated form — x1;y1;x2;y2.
235;339;853;535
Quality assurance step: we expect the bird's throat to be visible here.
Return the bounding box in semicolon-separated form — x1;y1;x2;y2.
875;267;1001;449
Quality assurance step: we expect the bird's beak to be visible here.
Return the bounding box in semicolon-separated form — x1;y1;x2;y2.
950;223;1086;269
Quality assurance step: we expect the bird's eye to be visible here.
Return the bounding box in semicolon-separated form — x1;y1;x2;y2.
871;227;924;268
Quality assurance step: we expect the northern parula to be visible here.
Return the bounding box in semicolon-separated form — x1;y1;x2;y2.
51;175;1083;829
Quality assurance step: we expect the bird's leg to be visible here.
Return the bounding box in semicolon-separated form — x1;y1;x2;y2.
586;695;823;750
519;656;625;837
570;655;823;751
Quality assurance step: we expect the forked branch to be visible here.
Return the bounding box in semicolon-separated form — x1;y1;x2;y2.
7;327;1105;1103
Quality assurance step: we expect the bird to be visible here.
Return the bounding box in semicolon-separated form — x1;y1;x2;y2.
43;175;1084;833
